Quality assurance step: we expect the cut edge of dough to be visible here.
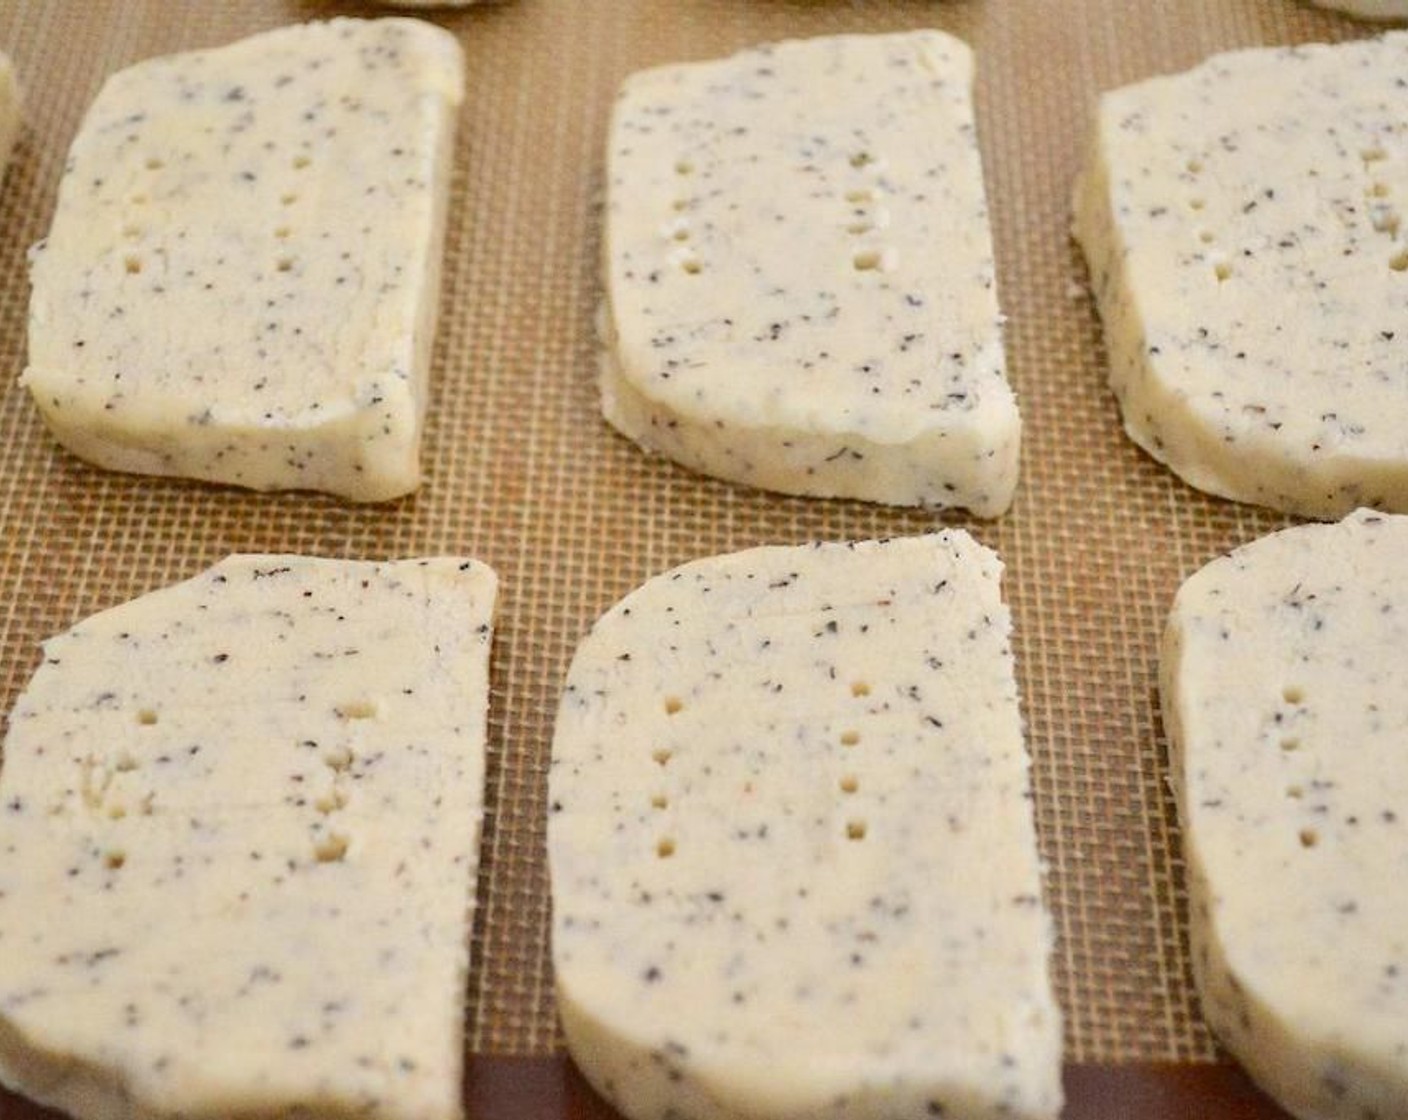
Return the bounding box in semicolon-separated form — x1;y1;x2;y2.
1160;514;1408;1120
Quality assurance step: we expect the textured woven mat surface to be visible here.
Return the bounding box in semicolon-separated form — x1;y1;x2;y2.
0;0;1370;1069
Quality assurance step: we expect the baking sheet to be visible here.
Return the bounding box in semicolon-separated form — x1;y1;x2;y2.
0;0;1374;1112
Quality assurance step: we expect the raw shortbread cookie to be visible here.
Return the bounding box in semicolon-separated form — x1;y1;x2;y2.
601;32;1020;516
0;555;497;1120
1162;509;1408;1120
549;533;1062;1120
0;51;19;178
23;19;464;501
1074;35;1408;518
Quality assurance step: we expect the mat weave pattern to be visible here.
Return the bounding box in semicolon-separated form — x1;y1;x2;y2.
0;0;1365;1067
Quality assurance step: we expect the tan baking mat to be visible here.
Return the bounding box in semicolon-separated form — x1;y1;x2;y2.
0;0;1366;1067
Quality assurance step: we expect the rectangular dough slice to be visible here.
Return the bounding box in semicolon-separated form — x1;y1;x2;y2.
1162;509;1408;1119
0;555;497;1120
23;19;464;501
1074;35;1408;517
601;32;1020;516
549;532;1061;1120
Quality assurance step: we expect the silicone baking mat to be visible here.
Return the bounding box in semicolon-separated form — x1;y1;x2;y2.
0;0;1377;1115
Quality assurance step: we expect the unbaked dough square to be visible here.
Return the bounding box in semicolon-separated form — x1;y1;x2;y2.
1075;34;1408;518
23;19;464;501
601;31;1020;517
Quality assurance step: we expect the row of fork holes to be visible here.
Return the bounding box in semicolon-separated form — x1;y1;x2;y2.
130;698;374;725
670;161;703;274
1279;684;1319;849
651;681;872;858
314;699;376;863
1359;148;1406;272
115;701;371;865
668;159;884;274
1188;148;1408;280
121;154;308;275
845;184;886;272
122;238;296;278
135;152;310;177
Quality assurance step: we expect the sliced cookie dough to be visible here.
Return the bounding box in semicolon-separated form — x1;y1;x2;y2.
601;32;1020;516
24;19;464;501
1163;509;1408;1119
0;555;497;1120
1075;35;1408;517
550;532;1061;1120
